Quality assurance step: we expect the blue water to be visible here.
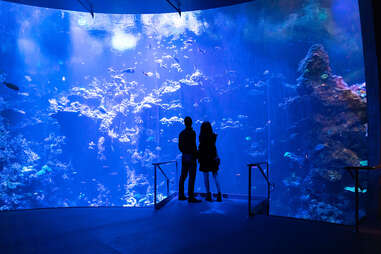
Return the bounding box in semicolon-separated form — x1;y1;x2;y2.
0;0;368;224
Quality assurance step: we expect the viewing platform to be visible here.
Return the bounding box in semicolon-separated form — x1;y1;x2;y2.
1;196;380;254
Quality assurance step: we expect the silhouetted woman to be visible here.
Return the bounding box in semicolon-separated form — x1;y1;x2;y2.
198;121;222;202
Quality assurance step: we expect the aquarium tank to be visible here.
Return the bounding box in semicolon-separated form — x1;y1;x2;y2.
0;0;368;224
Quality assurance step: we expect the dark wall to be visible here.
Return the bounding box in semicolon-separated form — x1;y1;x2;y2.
359;0;380;166
358;0;381;220
374;0;381;221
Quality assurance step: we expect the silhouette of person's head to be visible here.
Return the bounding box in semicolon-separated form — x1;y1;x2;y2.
200;121;213;137
184;116;192;129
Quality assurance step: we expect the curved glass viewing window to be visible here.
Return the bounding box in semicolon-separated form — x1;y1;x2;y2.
0;0;368;225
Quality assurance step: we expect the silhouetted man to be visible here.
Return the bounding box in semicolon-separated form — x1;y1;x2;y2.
178;116;201;203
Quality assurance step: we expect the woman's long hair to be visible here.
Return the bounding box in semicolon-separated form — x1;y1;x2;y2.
199;121;213;141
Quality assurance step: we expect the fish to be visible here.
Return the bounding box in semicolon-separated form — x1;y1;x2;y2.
22;166;34;173
146;136;155;142
108;67;116;73
98;106;107;113
122;68;136;74
14;109;26;114
314;144;325;151
255;127;264;133
42;165;53;172
170;63;182;72
36;169;47;176
283;152;304;163
198;48;206;55
184;39;193;44
154;59;163;64
160;64;168;70
163;55;172;59
3;81;19;91
173;57;180;63
321;73;329;79
237;114;248;119
88;141;96;150
143;72;154;77
344;186;367;193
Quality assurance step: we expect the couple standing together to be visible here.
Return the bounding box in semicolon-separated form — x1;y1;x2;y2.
178;116;222;203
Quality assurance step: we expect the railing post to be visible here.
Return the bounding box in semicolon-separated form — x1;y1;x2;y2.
248;165;252;216
248;162;271;217
266;162;270;216
355;169;359;232
154;164;157;209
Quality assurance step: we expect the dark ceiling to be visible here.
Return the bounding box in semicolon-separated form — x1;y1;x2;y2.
2;0;254;14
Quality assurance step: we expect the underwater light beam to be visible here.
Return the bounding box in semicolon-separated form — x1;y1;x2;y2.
111;31;138;51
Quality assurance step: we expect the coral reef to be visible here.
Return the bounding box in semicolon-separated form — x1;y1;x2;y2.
277;44;368;224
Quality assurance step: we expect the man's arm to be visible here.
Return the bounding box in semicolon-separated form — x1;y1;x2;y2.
192;131;198;158
178;132;184;153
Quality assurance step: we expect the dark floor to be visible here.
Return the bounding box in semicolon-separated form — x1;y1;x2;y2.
1;197;380;254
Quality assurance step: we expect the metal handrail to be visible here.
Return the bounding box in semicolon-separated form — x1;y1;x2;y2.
248;163;272;187
153;160;178;209
248;162;273;216
157;165;170;181
152;160;177;166
344;165;381;232
345;165;380;170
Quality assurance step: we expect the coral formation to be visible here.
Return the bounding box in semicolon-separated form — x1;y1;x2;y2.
276;44;367;224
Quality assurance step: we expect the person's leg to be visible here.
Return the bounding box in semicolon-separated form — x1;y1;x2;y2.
212;171;221;193
179;161;189;199
213;171;222;202
188;161;201;202
188;161;197;198
203;172;210;193
204;172;212;201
